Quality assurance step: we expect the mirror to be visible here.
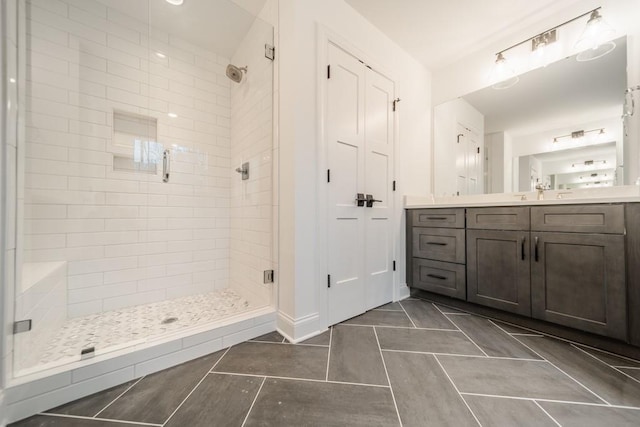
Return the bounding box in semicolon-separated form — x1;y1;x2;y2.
433;36;627;196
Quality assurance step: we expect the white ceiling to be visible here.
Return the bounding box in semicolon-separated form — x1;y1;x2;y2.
345;0;582;70
96;0;268;58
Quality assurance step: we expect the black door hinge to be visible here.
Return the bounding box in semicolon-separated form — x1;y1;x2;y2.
393;261;396;271
392;180;396;191
327;65;331;79
327;169;331;183
327;274;331;288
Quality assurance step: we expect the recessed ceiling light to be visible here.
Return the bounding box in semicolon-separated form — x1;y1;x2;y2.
155;52;166;59
168;112;178;118
166;0;184;5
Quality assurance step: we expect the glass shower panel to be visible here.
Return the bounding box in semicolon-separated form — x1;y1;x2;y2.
12;0;274;377
12;0;154;375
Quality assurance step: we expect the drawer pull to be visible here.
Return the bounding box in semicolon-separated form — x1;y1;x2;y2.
521;236;526;261
426;217;448;220
534;236;539;262
427;273;447;280
427;242;447;246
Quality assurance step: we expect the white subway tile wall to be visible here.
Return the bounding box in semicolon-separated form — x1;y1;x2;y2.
21;0;272;318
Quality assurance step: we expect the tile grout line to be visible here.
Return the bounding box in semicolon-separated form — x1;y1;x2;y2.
459;391;640;411
486;319;544;360
432;355;483;427
507;333;612;406
398;301;418;329
434;305;490;357
431;303;462;332
533;400;563;427
93;375;146;418
247;340;329;348
373;327;403;427
380;347;545;362
570;342;640;367
35;412;162;426
572;344;640;386
161;348;233;426
209;346;233;374
240;377;266;427
325;326;333;382
211;371;391;388
340;323;458;332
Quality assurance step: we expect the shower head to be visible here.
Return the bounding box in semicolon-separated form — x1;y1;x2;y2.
226;64;247;83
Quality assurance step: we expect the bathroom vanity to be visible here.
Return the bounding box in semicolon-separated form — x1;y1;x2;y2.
406;189;640;351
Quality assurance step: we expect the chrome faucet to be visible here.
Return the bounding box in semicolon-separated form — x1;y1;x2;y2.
535;183;545;200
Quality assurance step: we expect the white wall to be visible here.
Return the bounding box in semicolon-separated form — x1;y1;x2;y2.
21;0;234;317
431;0;640;183
277;0;431;339
229;15;274;308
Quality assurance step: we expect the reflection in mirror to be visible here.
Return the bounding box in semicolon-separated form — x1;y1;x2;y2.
434;36;627;196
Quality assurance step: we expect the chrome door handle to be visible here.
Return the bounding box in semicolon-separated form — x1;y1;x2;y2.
365;194;382;207
162;149;170;183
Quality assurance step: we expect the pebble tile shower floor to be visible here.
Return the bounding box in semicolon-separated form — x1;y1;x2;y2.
12;297;640;426
34;289;253;368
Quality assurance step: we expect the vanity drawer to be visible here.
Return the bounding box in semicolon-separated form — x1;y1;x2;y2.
467;207;530;230
531;205;624;234
412;227;465;263
411;209;465;229
412;258;466;300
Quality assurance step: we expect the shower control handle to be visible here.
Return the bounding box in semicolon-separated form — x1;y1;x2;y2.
365;194;382;208
163;149;170;183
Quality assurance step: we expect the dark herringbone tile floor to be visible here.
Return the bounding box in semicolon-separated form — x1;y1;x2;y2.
12;298;640;426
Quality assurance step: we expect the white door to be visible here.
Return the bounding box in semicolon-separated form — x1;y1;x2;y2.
326;43;395;325
364;68;394;310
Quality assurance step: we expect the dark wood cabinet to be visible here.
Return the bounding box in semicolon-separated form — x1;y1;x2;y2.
467;229;531;316
407;203;633;343
530;231;627;340
407;208;466;300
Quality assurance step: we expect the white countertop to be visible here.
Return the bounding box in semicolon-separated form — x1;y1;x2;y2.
405;186;640;209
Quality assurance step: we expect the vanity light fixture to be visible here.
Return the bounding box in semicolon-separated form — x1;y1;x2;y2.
571;159;607;168
553;128;605;144
491;7;615;90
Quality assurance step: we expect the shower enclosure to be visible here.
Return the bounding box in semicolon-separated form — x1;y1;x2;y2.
2;0;276;387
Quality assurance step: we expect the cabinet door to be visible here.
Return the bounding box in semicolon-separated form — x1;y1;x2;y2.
467;230;531;315
531;232;627;340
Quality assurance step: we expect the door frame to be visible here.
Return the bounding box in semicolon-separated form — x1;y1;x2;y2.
316;24;400;330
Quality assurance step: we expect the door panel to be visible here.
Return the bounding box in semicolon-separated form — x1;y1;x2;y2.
364;68;394;310
327;43;366;324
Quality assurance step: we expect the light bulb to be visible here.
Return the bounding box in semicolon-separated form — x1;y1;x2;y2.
490;53;519;90
575;10;615;61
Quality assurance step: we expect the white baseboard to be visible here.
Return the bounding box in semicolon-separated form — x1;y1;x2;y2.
276;310;323;343
397;283;410;301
